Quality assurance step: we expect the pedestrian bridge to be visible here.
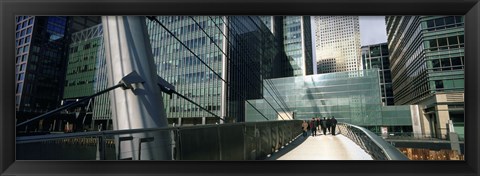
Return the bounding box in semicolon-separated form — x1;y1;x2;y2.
267;134;373;160
16;120;408;160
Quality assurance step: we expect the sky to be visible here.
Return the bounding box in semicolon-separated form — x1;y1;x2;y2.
359;16;388;46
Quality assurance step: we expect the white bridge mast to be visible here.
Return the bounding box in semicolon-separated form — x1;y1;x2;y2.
102;16;171;160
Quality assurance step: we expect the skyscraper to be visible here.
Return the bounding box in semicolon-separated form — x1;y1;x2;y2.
362;43;394;106
386;16;465;139
15;16;68;117
15;16;100;126
314;16;362;74
283;16;315;76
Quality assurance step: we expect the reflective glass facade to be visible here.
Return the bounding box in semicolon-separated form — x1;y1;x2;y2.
15;16;68;114
54;16;291;128
63;24;111;129
283;16;314;76
386;16;464;139
246;69;412;129
362;43;394;106
259;16;295;78
146;16;292;124
64;25;103;99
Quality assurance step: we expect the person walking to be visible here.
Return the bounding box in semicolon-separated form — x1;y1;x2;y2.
326;117;332;134
302;120;308;137
310;118;317;136
320;117;327;135
331;116;338;135
316;117;321;133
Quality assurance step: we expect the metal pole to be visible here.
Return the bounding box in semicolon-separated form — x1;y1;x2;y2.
102;16;171;160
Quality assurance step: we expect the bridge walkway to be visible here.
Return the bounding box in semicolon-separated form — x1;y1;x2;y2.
266;133;373;160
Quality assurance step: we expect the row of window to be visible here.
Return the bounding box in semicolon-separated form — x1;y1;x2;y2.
434;79;464;91
156;20;210;41
15;27;32;38
425;35;464;51
428;56;464;71
169;105;220;112
16;45;29;55
16;18;34;30
69;42;101;54
16;36;31;46
16;54;28;64
284;33;301;40
16;63;26;73
425;16;463;31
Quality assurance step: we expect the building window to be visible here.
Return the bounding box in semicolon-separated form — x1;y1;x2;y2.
21;55;27;62
16;83;23;94
435;80;444;90
18;73;25;81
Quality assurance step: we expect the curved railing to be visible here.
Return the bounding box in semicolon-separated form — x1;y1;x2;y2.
337;122;409;160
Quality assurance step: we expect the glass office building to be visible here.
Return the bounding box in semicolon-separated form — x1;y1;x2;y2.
283;16;314;76
259;16;295;78
386;16;464;139
64;24;111;130
64;25;104;99
146;16;292;124
361;43;394;106
15;16;68;116
246;69;414;133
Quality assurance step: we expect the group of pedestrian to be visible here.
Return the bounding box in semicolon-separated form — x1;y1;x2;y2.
301;116;337;137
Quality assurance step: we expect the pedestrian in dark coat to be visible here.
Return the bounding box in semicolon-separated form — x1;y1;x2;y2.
310;118;316;136
326;117;332;134
316;118;321;132
320;117;327;135
331;116;338;135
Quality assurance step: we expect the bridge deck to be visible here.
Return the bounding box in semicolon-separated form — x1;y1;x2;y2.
268;134;373;160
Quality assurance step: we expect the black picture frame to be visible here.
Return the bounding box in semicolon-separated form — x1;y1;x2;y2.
1;0;479;175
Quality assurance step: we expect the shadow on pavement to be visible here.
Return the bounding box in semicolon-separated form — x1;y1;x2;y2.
265;132;312;160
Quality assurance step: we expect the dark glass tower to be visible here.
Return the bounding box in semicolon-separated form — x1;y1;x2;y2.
15;16;101;132
362;42;394;106
15;16;68;115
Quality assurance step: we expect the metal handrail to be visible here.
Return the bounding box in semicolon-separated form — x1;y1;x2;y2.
337;122;409;160
17;120;304;160
16;121;302;143
17;121;406;160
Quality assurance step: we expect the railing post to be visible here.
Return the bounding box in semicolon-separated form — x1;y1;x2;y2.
217;125;222;160
96;135;106;160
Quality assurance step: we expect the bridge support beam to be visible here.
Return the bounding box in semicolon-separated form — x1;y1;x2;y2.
102;16;171;160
